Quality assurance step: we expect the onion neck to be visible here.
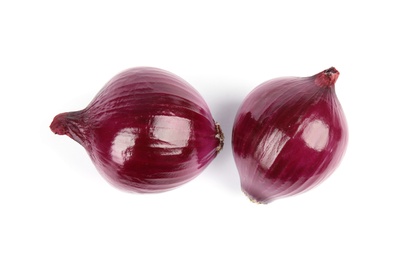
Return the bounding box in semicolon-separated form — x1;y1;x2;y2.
50;110;89;146
314;67;339;88
215;122;224;153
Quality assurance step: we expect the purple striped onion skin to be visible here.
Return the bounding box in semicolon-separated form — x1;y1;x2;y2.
232;68;348;203
51;67;223;193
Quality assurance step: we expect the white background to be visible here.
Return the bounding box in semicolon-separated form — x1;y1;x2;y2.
1;1;417;259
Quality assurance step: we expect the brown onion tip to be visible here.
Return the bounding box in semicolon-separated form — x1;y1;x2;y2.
215;123;224;152
243;190;266;205
314;67;340;88
50;112;69;135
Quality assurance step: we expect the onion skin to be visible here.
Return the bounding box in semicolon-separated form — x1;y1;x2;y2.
232;67;348;203
50;67;223;193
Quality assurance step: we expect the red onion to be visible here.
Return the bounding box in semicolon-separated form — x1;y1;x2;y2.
232;67;348;203
50;67;223;193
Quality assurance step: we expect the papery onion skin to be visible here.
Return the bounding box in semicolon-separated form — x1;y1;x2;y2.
50;67;223;193
232;67;348;204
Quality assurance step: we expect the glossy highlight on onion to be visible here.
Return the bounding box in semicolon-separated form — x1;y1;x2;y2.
232;67;348;204
50;67;223;193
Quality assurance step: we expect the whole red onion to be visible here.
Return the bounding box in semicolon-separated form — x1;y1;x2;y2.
232;67;348;203
50;67;223;193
